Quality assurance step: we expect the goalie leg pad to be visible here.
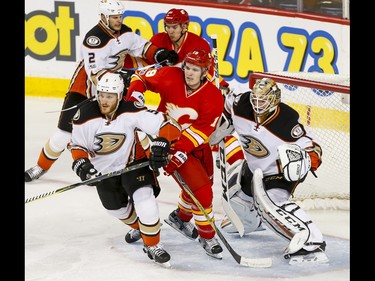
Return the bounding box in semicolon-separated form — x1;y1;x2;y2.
251;169;310;254
228;192;261;234
221;160;262;234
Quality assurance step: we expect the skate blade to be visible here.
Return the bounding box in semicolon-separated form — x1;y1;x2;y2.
164;218;197;241
154;260;171;268
205;252;223;260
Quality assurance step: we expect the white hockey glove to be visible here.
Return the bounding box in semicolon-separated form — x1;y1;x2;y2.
209;113;234;145
278;144;311;182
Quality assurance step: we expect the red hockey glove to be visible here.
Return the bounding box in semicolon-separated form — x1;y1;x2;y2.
163;149;187;176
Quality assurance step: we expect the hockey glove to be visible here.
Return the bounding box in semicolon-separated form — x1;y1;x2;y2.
278;144;311;182
149;137;171;171
154;48;179;66
118;69;135;90
163;149;187;176
72;158;98;184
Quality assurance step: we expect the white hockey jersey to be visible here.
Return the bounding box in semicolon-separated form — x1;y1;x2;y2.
224;91;321;177
80;21;156;97
70;101;181;175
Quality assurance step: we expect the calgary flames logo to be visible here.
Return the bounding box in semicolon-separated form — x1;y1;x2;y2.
165;103;198;130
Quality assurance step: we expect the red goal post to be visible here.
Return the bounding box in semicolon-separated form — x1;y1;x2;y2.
249;71;350;210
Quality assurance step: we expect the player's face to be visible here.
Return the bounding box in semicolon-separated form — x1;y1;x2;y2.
108;15;123;31
165;23;184;42
183;62;204;90
97;92;119;116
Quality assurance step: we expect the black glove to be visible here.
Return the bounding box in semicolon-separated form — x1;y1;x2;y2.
154;48;179;66
149;137;171;171
72;158;98;182
118;69;135;89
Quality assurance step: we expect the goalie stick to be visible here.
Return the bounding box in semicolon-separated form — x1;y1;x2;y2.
25;161;149;204
172;171;272;268
211;34;220;89
211;34;245;237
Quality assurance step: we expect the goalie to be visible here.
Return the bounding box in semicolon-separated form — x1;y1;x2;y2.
210;78;329;265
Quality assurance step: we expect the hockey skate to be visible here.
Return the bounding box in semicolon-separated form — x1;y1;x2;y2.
198;236;223;259
284;241;329;265
25;165;47;182
164;209;198;240
125;228;142;243
143;244;171;267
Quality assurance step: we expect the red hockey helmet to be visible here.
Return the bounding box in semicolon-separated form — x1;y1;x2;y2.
183;48;212;69
164;8;190;25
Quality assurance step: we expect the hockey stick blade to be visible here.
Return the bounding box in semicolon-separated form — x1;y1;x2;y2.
240;256;273;268
25;161;149;204
172;171;272;268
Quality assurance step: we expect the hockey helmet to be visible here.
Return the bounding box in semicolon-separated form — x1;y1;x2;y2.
183;48;212;70
96;72;124;101
98;0;125;28
164;8;190;25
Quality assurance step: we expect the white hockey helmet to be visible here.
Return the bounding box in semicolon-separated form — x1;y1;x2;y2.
98;0;125;28
96;72;124;101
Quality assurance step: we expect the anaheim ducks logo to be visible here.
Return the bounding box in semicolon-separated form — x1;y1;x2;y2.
94;133;126;155
86;36;101;47
241;135;269;158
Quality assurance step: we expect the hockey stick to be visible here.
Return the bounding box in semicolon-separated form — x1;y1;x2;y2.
45;60;168;114
211;34;220;89
218;141;245;237
25;161;149;204
172;171;272;268
211;34;245;237
45;96;96;113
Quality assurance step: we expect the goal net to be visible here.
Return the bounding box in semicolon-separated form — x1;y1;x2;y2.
249;71;350;210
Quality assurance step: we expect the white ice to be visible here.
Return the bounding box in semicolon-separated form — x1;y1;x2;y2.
25;97;350;281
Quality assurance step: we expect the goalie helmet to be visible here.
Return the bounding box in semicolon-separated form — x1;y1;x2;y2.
164;8;190;25
250;78;281;123
96;72;124;101
98;0;125;29
182;48;212;71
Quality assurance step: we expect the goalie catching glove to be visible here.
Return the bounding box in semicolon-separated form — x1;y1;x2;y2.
72;158;98;185
149;137;187;175
278;144;311;182
154;48;179;66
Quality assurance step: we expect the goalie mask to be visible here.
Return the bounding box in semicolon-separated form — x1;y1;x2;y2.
98;0;125;30
250;78;281;124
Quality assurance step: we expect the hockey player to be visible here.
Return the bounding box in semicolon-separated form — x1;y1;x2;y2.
149;8;229;91
209;77;329;265
68;72;181;267
125;49;225;259
25;0;178;182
